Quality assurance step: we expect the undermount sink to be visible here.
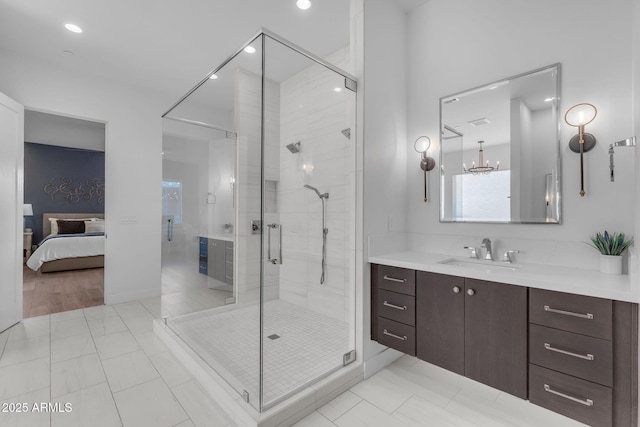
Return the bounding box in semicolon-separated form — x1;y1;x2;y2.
438;258;520;271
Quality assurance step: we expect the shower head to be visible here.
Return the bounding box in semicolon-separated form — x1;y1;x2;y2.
304;184;329;199
286;141;301;154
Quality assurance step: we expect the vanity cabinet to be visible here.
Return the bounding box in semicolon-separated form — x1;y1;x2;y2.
416;272;528;399
371;264;416;356
370;263;638;426
528;288;638;427
201;238;234;286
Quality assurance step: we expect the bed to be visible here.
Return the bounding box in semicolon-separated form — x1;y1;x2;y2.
26;213;105;273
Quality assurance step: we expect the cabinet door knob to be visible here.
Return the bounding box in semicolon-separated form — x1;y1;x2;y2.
452;286;461;293
467;289;475;296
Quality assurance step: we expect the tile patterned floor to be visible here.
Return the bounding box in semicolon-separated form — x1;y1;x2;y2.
168;300;351;407
0;300;589;427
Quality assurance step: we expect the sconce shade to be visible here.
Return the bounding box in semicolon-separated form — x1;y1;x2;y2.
23;204;33;216
414;136;431;153
564;103;597;127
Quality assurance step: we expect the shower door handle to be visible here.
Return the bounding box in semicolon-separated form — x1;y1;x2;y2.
167;218;173;242
267;223;282;265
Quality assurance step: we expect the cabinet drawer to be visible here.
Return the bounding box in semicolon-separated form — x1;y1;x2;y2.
378;290;415;326
530;288;612;340
530;324;613;387
529;364;612;427
377;317;415;356
376;265;415;296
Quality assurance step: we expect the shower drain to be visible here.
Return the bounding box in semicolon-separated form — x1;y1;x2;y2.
267;334;280;340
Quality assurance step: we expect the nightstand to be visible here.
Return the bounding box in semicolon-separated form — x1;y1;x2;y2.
23;230;33;261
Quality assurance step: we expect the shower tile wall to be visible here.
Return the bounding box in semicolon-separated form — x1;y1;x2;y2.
235;69;281;307
278;47;356;323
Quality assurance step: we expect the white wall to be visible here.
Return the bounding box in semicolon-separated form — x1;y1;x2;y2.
25;110;105;152
361;0;408;369
406;0;636;248
0;48;165;304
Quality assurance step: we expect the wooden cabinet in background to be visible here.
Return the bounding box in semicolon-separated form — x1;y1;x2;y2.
416;272;528;399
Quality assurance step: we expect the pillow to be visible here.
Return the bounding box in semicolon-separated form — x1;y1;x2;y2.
48;217;98;236
57;219;86;234
84;219;105;233
48;218;60;236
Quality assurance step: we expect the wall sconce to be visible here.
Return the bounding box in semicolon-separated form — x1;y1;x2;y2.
565;103;597;197
414;136;436;203
228;176;235;190
608;137;636;182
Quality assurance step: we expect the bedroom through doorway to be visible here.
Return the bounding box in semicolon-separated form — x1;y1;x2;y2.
22;110;106;318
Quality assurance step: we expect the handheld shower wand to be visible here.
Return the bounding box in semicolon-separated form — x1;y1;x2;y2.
304;184;329;284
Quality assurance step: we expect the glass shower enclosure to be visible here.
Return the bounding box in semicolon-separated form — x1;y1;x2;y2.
161;30;357;412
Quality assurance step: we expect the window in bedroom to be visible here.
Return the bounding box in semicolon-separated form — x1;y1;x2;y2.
162;180;183;224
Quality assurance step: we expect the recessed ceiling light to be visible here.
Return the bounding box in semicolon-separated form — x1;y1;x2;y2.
333;87;342;92
209;74;218;80
544;97;555;102
64;23;83;34
244;46;256;54
296;0;312;10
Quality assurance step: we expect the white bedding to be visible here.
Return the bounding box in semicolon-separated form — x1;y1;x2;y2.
26;234;105;271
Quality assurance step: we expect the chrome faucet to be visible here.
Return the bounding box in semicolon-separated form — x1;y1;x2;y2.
481;238;493;261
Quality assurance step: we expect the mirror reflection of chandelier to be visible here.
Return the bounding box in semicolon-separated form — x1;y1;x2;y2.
463;140;500;175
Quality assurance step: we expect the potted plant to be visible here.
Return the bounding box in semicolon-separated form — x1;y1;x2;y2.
588;231;633;274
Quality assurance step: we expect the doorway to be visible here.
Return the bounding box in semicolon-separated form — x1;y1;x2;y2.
22;110;106;318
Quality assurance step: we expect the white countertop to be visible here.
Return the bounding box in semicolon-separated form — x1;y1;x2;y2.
200;234;234;242
369;251;639;303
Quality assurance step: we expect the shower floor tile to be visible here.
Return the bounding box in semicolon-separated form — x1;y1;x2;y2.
168;300;352;407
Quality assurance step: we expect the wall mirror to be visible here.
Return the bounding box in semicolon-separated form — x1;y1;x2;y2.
439;64;561;224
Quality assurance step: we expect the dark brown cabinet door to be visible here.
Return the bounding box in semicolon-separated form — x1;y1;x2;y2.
416;272;465;375
465;278;528;399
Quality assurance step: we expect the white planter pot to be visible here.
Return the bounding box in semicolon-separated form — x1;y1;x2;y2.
599;254;622;275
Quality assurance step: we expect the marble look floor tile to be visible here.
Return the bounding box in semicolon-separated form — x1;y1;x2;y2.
82;305;118;321
444;393;518;427
171;380;231;427
149;351;193;387
386;364;459;407
51;382;121;427
0;387;51;427
393;394;480;427
138;297;162;318
334;400;408;427
113;301;151;319
317;391;361;421
50;318;89;340
51;353;106;398
0;330;8;358
7;316;50;343
293;411;336;427
173;420;196;427
50;333;97;364
0;335;50;367
102;349;159;393
50;309;84;323
122;313;154;335
135;332;169;356
94;330;140;360
113;377;188;427
87;316;128;338
0;357;50;401
349;369;415;414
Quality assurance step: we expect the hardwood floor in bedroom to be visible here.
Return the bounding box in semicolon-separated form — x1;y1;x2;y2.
23;266;104;318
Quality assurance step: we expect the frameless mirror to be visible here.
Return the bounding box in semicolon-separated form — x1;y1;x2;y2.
440;64;561;223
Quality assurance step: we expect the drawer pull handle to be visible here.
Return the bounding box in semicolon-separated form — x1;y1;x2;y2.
544;305;594;320
544;343;595;361
383;275;407;284
383;301;407;311
543;384;594;407
383;329;407;341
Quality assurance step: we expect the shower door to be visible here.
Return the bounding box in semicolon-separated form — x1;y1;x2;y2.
260;34;357;409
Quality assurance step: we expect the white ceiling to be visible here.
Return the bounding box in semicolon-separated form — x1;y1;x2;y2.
0;0;351;101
